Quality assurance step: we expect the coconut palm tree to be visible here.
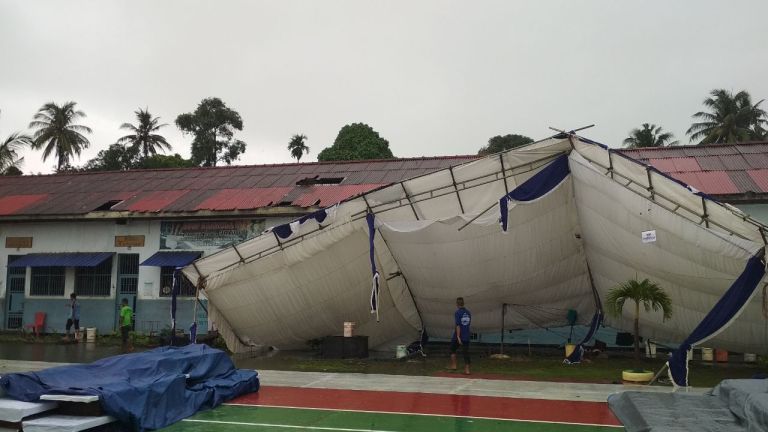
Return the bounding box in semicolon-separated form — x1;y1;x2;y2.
28;101;92;171
0;110;32;175
623;123;679;148
606;278;672;362
687;89;768;144
117;108;171;160
288;134;309;162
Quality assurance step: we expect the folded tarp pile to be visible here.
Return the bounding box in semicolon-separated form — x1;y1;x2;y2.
0;344;260;431
608;379;768;431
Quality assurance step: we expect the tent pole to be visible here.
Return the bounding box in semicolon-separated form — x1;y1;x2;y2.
500;303;506;355
400;182;420;220
457;200;498;232
498;155;510;195
448;166;465;214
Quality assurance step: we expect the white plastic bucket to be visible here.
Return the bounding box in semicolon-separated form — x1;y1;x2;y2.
701;347;714;362
395;345;407;359
744;353;757;363
85;327;97;342
343;321;355;337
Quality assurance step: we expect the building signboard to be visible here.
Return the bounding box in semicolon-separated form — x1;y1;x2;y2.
5;237;33;248
114;235;146;247
160;219;265;250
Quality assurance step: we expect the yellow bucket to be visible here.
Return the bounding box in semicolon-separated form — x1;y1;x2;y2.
565;343;576;357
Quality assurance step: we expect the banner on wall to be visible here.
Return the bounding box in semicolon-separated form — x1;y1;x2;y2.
160;220;266;251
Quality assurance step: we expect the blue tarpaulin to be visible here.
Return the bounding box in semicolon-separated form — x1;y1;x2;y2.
0;344;260;431
140;251;201;267
8;252;113;267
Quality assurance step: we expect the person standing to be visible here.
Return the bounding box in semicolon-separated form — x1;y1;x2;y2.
449;297;472;375
120;298;133;353
64;293;81;342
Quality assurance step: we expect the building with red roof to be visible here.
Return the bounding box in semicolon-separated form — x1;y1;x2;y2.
0;156;478;334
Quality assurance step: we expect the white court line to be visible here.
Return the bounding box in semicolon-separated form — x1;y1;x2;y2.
223;403;623;428
182;419;395;431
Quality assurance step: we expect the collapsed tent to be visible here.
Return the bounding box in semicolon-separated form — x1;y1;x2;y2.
182;135;768;382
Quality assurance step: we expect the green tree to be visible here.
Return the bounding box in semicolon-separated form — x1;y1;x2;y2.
288;134;309;162
687;89;768;144
139;153;196;169
81;144;138;171
175;97;246;166
0;110;32;175
28;101;92;171
317;123;394;161
606;278;672;362
117;108;171;160
477;134;533;156
622;123;679;148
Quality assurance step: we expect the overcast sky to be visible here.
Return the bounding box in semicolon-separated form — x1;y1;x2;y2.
1;0;767;174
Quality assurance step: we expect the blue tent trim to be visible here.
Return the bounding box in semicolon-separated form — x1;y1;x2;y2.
8;252;113;268
273;207;333;240
668;251;766;387
367;213;380;320
564;310;603;364
140;251;201;267
500;154;570;231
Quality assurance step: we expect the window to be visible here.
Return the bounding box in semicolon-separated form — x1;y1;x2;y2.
30;267;65;296
75;257;113;296
160;267;197;297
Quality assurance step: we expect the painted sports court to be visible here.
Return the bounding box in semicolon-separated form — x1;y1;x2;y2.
162;370;694;431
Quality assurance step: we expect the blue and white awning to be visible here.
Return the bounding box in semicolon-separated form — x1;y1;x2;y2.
9;252;113;267
140;251;201;268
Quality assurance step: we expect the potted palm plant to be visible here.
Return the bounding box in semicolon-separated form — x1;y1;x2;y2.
606;278;672;382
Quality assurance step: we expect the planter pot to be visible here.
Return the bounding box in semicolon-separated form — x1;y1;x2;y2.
622;369;654;383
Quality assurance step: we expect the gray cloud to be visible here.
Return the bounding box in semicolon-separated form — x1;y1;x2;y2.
1;0;767;174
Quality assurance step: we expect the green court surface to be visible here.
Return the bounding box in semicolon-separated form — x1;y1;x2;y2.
162;405;621;432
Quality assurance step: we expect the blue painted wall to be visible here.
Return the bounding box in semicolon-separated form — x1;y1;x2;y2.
16;298;208;336
22;299;116;335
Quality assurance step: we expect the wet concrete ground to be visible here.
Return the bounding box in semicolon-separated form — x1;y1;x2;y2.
0;340;140;364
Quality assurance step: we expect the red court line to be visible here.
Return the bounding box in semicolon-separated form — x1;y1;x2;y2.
230;386;621;426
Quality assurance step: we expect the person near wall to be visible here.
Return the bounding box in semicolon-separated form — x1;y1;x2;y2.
448;297;472;375
120;298;134;353
63;293;81;342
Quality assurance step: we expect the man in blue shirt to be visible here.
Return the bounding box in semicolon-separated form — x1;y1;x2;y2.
449;297;472;374
64;293;81;342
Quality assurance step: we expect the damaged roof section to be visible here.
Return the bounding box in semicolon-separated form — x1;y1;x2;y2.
0;156;478;218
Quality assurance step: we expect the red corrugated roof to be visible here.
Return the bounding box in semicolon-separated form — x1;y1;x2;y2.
0;194;48;215
194;187;294;211
621;141;768;195
0;156;478;217
290;184;385;207
748;170;768;192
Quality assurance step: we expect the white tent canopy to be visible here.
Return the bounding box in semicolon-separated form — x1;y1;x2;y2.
183;135;767;355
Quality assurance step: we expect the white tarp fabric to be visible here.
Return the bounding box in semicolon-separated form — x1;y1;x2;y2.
183;136;768;354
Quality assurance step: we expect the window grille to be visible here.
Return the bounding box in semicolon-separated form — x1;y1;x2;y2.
30;266;66;296
75;257;113;296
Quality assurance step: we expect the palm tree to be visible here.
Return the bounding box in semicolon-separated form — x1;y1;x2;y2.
606;278;672;362
623;123;679;148
687;89;768;144
117;108;171;160
0;110;32;175
28;102;92;171
288;134;309;162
